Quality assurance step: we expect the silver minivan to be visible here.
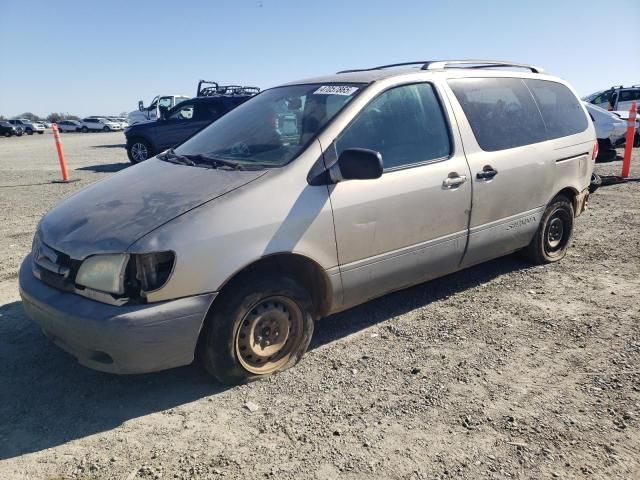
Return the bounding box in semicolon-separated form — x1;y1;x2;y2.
19;60;596;384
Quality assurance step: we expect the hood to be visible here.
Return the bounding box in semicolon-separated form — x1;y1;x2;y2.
40;158;267;259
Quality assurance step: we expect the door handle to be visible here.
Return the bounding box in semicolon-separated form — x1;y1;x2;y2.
476;165;498;180
442;174;468;188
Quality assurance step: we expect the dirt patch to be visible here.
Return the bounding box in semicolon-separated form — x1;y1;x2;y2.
0;134;638;479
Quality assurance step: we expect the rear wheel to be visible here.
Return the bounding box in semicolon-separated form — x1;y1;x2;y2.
3;132;10;138
521;195;574;264
127;139;152;163
198;275;314;385
81;126;89;133
102;126;110;132
26;128;33;135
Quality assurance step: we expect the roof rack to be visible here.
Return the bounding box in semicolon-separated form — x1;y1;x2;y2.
197;80;260;97
338;59;544;74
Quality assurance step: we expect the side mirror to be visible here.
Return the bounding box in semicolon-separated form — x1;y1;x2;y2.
331;148;383;182
138;100;144;112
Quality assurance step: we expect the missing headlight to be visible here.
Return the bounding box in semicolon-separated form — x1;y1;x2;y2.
135;251;175;295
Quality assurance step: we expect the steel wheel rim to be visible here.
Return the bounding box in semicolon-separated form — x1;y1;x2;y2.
235;296;303;375
544;210;569;256
131;143;148;162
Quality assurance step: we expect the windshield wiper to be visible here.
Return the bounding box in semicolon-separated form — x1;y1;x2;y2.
159;149;244;170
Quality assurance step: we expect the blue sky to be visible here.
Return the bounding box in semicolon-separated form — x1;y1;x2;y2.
1;0;638;118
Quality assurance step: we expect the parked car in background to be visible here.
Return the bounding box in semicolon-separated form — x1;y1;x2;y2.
7;118;45;135
127;95;191;125
56;120;82;132
584;85;640;112
584;102;627;161
0;121;23;137
107;117;129;129
613;109;640;147
19;60;596;384
38;121;52;128
80;117;122;132
124;83;258;163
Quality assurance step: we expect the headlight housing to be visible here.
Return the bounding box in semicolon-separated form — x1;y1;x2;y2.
76;254;129;294
74;251;175;300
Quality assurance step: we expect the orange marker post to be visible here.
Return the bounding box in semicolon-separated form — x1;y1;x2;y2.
621;101;637;178
51;124;75;183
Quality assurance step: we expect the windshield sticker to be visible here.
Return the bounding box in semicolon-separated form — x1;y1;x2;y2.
313;85;359;96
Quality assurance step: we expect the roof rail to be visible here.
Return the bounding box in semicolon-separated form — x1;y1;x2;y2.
337;59;544;74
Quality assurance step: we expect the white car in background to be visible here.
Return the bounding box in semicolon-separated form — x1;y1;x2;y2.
80;117;122;133
107;117;129;129
56;120;83;132
584;102;627;161
7;118;46;135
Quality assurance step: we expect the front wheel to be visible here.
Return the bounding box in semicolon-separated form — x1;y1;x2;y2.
198;276;314;385
26;128;33;135
81;126;88;133
3;132;10;138
102;126;109;132
127;139;152;163
521;195;574;264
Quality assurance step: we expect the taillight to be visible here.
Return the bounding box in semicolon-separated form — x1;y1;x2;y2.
592;140;599;161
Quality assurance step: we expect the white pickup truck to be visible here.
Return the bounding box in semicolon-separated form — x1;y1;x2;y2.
127;95;191;125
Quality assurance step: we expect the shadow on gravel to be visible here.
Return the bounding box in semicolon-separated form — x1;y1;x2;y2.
92;144;126;149
0;300;227;461
76;162;129;173
0;255;529;460
311;255;530;348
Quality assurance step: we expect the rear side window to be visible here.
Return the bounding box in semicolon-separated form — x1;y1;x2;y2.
448;78;546;151
449;78;587;151
336;83;451;170
525;79;588;139
619;90;640;102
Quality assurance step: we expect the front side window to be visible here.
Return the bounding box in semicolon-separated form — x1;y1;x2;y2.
175;83;362;167
591;91;612;107
336;83;451;170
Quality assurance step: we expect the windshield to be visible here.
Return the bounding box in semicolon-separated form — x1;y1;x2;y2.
174;83;363;167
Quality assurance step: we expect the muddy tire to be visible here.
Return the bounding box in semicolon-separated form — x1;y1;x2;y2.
198;275;314;385
521;195;574;265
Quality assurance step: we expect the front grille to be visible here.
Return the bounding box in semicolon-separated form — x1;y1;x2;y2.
32;237;78;292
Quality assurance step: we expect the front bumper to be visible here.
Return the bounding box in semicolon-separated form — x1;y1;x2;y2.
19;254;217;374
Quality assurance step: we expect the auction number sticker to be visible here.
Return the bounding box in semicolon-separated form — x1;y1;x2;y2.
313;85;359;96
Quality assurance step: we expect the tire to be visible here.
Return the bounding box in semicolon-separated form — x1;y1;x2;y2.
521;195;574;264
3;132;10;138
81;126;88;133
127;138;152;164
37;131;44;134
102;126;109;132
26;128;33;135
198;275;314;385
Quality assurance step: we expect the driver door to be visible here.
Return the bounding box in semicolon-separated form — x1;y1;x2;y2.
327;82;472;308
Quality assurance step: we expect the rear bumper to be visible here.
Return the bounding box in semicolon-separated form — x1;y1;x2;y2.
19;254;217;374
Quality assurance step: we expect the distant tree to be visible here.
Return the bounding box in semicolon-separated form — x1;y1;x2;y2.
46;112;64;123
46;112;81;122
119;111;128;117
0;114;5;121
19;112;41;121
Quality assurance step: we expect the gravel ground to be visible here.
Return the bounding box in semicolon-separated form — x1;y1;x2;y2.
0;132;638;480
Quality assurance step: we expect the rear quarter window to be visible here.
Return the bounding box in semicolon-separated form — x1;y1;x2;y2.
524;79;588;139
